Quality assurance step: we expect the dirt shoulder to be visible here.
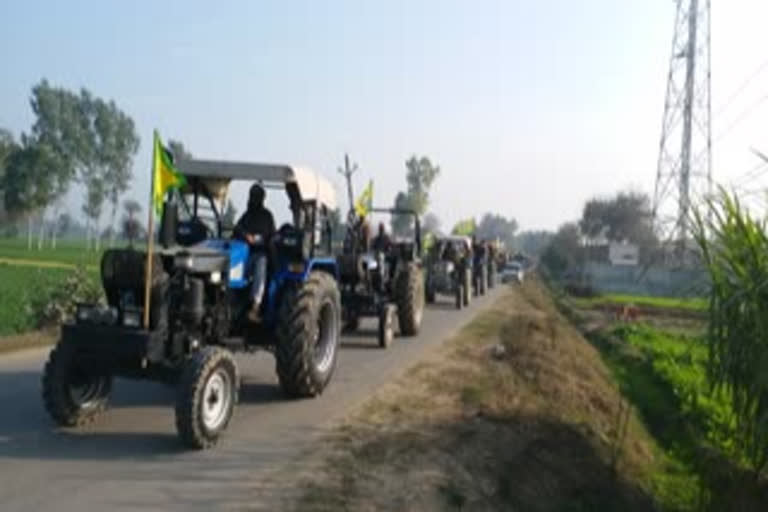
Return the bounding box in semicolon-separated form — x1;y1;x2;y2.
275;278;660;511
0;329;56;355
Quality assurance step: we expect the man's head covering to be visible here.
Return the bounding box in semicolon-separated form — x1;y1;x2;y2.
249;183;266;209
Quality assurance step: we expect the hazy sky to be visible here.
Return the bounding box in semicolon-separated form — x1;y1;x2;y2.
2;1;767;231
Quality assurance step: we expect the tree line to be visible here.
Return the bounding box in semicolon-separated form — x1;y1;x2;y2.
0;79;142;249
541;189;659;278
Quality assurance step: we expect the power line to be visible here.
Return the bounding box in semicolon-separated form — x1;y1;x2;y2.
712;93;768;145
713;57;768;117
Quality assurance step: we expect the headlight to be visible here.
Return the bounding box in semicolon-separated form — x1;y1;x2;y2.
77;305;118;325
174;254;194;269
210;271;222;284
122;309;141;328
445;262;455;273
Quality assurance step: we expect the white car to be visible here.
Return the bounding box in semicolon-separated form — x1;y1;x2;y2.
500;261;524;283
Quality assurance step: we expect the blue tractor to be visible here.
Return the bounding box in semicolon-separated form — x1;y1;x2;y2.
41;159;342;449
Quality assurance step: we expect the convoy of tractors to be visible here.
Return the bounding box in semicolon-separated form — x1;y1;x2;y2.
39;155;515;449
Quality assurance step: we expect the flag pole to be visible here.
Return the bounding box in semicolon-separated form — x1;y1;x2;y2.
142;132;157;329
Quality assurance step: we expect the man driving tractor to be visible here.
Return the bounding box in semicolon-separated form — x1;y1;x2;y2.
233;183;276;321
372;222;392;253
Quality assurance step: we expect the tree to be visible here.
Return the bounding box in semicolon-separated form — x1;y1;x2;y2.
391;192;413;236
404;155;440;215
515;230;554;257
422;212;441;236
82;177;106;249
475;213;518;246
541;222;583;278
57;213;73;237
121;198;143;246
391;155;441;236
2;142;67;248
579;190;657;250
123;199;142;220
91;97;140;246
451;217;476;236
0;129;18;226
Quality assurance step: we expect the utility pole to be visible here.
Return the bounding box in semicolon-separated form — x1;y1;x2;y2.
337;153;359;215
652;0;712;263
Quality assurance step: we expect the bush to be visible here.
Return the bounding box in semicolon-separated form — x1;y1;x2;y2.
28;265;102;327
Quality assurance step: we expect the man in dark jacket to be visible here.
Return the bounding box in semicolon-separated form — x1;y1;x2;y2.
234;183;276;321
371;222;391;253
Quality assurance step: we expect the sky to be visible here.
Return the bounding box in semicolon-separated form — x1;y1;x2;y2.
1;0;768;232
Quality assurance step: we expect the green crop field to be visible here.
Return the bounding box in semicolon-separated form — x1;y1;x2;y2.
0;238;107;267
0;262;101;336
575;292;707;312
0;265;73;335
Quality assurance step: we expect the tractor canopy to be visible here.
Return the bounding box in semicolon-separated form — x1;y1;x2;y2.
176;159;337;211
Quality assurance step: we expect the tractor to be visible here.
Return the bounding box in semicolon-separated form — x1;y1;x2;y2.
336;208;425;348
424;235;473;309
41;159;342;449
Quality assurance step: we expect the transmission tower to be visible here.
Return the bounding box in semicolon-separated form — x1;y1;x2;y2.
652;0;712;260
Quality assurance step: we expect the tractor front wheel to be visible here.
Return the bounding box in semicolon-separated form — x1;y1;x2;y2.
175;346;239;449
276;271;341;398
395;262;424;336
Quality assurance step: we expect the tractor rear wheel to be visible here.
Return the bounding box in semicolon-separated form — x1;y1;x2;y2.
42;342;112;427
276;271;341;398
463;268;472;306
395;262;424;336
488;261;496;289
175;346;239;449
378;304;395;348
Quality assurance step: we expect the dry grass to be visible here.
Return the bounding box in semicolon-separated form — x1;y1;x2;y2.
0;329;56;355
288;278;659;511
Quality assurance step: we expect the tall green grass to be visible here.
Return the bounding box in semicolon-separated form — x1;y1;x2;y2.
693;187;768;477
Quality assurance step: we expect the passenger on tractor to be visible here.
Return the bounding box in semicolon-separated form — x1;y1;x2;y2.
372;222;392;253
233;183;276;321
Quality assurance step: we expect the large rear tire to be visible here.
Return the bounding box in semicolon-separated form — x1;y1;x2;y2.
488;261;496;289
395;262;424;336
276;271;341;398
463;268;472;306
42;343;112;427
175;346;239;450
378;304;395;348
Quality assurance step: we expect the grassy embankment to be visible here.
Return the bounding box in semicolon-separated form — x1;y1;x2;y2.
285;279;659;511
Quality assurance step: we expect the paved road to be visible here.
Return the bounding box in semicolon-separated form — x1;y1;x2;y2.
0;288;502;511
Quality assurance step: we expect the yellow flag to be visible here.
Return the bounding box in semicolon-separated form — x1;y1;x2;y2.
152;130;186;215
354;180;373;217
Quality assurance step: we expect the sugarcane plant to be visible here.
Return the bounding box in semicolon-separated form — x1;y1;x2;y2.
692;185;768;479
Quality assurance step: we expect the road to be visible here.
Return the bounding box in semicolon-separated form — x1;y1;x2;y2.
0;288;501;511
